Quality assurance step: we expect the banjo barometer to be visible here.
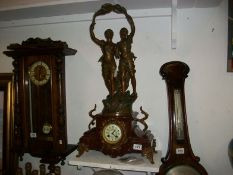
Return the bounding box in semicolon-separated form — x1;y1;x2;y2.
157;61;208;175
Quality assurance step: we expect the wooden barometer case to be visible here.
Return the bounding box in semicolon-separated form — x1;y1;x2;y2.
77;3;156;163
4;38;77;172
157;61;208;175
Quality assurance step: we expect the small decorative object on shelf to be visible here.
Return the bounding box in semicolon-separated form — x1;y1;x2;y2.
39;164;46;175
31;170;38;175
25;162;32;175
54;166;61;175
77;3;156;163
157;61;208;175
3;38;77;173
16;167;23;175
18;162;61;175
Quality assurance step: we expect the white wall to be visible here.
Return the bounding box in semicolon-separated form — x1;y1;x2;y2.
0;0;232;174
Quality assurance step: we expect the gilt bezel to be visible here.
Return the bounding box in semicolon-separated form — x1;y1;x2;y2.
28;61;51;86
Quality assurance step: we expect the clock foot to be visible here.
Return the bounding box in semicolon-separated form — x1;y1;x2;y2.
76;143;89;157
142;147;154;164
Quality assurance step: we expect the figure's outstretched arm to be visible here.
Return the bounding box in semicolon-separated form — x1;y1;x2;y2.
113;4;135;37
126;13;135;38
89;16;102;46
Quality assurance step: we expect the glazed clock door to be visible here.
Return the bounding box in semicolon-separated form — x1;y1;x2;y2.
23;55;64;156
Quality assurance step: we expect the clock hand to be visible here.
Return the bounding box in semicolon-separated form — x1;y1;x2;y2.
39;66;44;80
111;130;119;138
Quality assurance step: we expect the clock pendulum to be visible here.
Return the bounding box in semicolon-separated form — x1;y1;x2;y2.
157;61;208;175
77;3;156;163
4;38;77;173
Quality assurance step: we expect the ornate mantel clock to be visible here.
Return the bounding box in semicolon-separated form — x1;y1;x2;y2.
157;61;208;175
77;3;156;163
3;38;77;172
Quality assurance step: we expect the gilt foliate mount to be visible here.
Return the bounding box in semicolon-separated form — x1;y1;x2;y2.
77;3;156;163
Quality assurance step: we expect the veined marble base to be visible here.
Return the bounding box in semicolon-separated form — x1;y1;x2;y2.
69;150;161;173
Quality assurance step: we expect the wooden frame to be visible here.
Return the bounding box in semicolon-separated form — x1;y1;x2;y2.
0;73;17;175
227;0;233;71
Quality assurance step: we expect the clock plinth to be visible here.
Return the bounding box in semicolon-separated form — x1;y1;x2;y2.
77;114;155;164
77;97;156;163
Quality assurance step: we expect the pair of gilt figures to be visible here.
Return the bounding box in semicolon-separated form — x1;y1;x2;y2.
90;3;137;97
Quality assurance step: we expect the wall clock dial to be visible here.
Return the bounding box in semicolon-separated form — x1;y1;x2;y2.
28;61;51;86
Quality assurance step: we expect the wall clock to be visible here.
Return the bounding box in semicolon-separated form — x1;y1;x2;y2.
157;61;208;175
3;38;77;173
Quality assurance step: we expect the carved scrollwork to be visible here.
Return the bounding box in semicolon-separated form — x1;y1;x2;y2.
134;106;149;132
88;104;97;129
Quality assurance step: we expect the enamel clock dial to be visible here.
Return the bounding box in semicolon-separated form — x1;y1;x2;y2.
102;123;122;144
4;38;77;171
157;61;208;175
99;118;128;152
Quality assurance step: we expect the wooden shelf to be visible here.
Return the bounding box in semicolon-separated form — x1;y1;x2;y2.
0;0;223;21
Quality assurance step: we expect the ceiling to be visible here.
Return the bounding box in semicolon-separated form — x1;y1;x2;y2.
0;0;224;21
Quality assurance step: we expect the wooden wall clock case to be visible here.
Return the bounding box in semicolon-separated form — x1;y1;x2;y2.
4;38;77;173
